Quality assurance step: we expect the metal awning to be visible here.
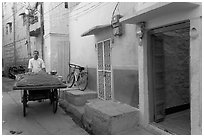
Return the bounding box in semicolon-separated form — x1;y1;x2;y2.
81;24;111;37
120;2;200;24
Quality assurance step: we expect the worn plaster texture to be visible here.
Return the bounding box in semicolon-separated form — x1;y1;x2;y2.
83;99;139;134
61;90;97;106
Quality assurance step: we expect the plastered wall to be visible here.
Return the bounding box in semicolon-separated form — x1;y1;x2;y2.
69;2;139;107
43;2;69;78
135;2;202;134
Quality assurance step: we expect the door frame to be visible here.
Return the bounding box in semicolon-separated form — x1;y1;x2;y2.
147;20;190;123
136;6;201;135
96;38;113;100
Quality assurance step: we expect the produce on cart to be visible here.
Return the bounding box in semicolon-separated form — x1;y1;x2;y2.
15;71;63;87
13;71;67;117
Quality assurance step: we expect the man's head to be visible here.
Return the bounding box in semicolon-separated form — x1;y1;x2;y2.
33;50;39;60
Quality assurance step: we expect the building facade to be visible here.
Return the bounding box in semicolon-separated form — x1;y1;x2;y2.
69;2;202;135
121;2;202;135
69;2;140;108
2;2;28;74
2;2;70;79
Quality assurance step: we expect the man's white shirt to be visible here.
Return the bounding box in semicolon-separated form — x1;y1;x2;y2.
28;58;45;73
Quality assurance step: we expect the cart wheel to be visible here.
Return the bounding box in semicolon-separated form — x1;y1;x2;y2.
23;90;27;117
49;90;53;105
52;89;58;113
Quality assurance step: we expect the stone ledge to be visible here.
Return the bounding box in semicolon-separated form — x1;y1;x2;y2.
59;99;84;121
60;89;97;106
83;99;139;134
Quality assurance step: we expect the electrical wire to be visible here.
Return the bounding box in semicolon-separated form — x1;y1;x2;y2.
71;2;92;11
68;2;111;20
52;2;111;21
111;2;119;18
3;2;102;23
3;5;24;22
3;2;114;36
71;4;104;19
41;3;102;23
43;2;63;15
68;3;102;18
3;2;66;22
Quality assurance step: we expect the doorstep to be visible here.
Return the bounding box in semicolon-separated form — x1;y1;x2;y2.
60;88;97;106
59;91;154;135
83;99;140;134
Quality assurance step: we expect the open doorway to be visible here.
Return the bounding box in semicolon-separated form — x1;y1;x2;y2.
148;21;190;135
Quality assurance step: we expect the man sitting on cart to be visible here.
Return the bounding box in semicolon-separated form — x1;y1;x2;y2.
27;50;48;102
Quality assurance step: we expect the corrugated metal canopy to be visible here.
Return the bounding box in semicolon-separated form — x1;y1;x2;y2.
81;24;111;37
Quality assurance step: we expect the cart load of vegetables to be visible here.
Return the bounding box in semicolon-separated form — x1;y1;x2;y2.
15;71;63;87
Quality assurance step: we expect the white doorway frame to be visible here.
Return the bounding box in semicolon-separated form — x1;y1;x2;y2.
138;18;202;135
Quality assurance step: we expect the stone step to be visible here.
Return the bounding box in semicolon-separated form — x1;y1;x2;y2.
83;99;139;135
59;99;85;121
60;88;97;106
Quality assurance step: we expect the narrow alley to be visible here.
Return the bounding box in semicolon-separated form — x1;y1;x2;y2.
2;77;88;135
2;2;202;135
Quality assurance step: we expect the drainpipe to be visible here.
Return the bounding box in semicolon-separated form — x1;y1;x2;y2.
2;3;4;66
40;2;44;60
13;2;16;66
25;7;31;58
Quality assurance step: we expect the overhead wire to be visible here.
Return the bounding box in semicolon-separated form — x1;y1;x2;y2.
43;2;63;15
68;3;102;18
41;2;104;22
71;2;92;11
3;2;84;23
111;2;119;18
42;3;106;32
68;2;111;20
71;3;105;19
3;4;24;22
4;2;108;23
4;2;115;35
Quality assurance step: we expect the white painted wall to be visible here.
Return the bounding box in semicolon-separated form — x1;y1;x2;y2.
69;2;117;67
112;24;137;68
3;3;14;46
3;2;28;69
135;2;202;135
43;2;69;78
44;2;69;35
69;2;137;68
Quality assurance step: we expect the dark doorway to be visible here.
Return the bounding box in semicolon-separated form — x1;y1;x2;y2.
148;21;190;135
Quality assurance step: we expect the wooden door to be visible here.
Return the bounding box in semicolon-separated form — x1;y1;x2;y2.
97;39;112;100
151;34;165;122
